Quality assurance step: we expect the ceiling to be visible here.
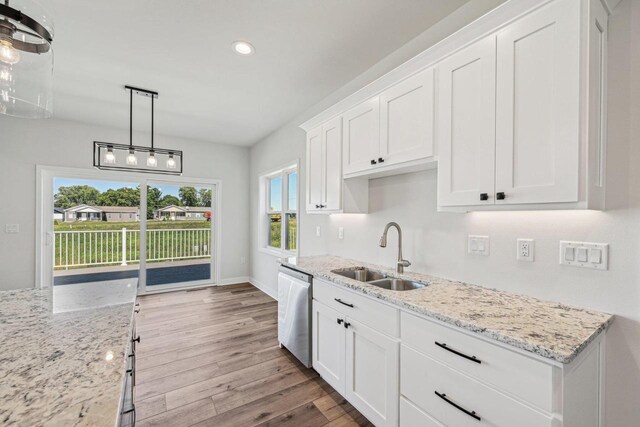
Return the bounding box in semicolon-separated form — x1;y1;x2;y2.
48;0;470;146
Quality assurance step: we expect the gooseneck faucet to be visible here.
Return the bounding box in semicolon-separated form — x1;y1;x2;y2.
379;222;411;273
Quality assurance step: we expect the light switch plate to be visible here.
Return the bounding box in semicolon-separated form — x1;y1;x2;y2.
316;226;321;237
468;235;489;256
5;224;19;233
338;227;344;240
559;241;609;270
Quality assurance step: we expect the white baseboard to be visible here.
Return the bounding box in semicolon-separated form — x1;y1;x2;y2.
217;276;252;286
249;277;277;300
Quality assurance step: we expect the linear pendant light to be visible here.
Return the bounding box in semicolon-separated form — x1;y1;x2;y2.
93;85;183;175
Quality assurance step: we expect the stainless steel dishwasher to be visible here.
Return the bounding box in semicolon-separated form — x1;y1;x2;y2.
277;265;312;367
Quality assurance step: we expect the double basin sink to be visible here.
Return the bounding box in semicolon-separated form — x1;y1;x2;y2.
331;267;426;291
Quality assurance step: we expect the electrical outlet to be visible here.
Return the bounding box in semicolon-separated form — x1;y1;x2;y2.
468;235;489;256
316;226;321;237
5;224;19;233
338;227;344;240
517;239;535;262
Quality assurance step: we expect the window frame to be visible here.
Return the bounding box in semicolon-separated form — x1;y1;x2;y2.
260;161;299;257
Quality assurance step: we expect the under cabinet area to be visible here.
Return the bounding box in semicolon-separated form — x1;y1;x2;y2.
301;0;610;212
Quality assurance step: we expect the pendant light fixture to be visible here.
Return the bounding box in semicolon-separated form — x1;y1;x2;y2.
0;0;54;118
93;86;183;175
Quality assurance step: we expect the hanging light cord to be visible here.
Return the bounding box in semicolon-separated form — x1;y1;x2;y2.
129;88;133;149
151;95;154;150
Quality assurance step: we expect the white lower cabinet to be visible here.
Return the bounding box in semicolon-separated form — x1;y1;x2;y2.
346;318;399;427
311;280;605;427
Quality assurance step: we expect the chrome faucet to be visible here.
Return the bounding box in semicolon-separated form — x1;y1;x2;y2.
379;222;411;274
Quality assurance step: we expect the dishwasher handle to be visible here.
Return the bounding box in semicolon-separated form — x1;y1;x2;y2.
278;266;312;283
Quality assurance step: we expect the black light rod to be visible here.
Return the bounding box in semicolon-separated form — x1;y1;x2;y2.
125;85;159;99
151;96;154;149
129;88;133;148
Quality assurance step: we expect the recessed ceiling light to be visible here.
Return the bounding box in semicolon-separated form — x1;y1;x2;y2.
232;41;255;56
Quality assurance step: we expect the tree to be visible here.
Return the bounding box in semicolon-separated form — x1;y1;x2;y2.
159;195;181;207
97;187;140;207
198;188;212;207
54;185;100;209
179;186;199;207
146;186;162;219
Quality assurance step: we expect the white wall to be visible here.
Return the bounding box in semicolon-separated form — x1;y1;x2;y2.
0;117;250;290
249;0;640;425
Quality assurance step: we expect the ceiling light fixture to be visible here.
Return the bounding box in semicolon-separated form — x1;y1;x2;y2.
232;40;254;55
0;0;54;118
93;86;183;175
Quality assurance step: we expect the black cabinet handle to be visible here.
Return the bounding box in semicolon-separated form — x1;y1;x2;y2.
371;159;377;165
337;318;344;325
496;192;506;200
334;298;354;308
435;341;481;364
480;193;488;201
133;336;141;343
134;309;140;314
344;322;351;329
378;157;385;163
315;204;320;209
435;391;481;421
320;204;326;208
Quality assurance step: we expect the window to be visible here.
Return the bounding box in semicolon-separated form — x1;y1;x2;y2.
262;164;298;254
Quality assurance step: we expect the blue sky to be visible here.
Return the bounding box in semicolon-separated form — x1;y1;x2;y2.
54;178;181;197
269;173;298;211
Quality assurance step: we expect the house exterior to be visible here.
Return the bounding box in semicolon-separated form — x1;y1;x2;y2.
154;205;211;221
53;208;64;221
62;204;139;222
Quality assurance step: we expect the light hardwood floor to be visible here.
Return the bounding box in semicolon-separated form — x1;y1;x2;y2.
134;283;373;427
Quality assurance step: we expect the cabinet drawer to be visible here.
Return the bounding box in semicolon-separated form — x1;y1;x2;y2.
400;397;442;427
401;312;554;412
314;279;399;337
401;346;554;427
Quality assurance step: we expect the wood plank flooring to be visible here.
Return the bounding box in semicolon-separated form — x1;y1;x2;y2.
134;283;373;427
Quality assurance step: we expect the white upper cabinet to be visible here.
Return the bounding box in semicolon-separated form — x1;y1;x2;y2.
495;0;581;205
306;126;323;212
379;68;435;167
437;36;497;207
307;117;368;214
343;97;380;175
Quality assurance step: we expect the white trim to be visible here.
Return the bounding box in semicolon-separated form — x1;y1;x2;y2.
36;165;223;293
299;0;555;132
217;276;252;286
249;277;277;300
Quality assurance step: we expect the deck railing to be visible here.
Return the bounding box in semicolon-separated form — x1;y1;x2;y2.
54;228;211;269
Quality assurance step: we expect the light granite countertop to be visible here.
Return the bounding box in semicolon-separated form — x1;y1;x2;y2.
0;288;136;426
281;255;613;364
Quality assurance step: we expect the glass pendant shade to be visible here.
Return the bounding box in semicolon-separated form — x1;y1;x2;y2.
126;149;138;165
0;0;54;118
147;150;157;167
167;153;177;169
104;145;116;164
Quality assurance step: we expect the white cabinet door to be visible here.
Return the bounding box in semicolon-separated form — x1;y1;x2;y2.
343;97;380;175
322;117;343;211
306;126;323;212
345;318;399;427
312;300;346;395
380;68;435;166
437;36;497;207
495;0;580;205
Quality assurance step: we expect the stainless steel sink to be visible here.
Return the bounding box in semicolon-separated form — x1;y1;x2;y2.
367;278;426;291
331;267;388;282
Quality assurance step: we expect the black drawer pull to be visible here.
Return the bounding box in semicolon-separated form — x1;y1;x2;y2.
496;192;506;200
337;318;344;325
344;322;351;329
334;298;354;308
435;341;481;364
371;159;377;165
435;391;481;421
480;193;488;201
133;336;141;343
378;157;384;163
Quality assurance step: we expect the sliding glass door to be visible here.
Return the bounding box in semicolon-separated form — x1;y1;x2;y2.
39;167;220;295
143;181;214;290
